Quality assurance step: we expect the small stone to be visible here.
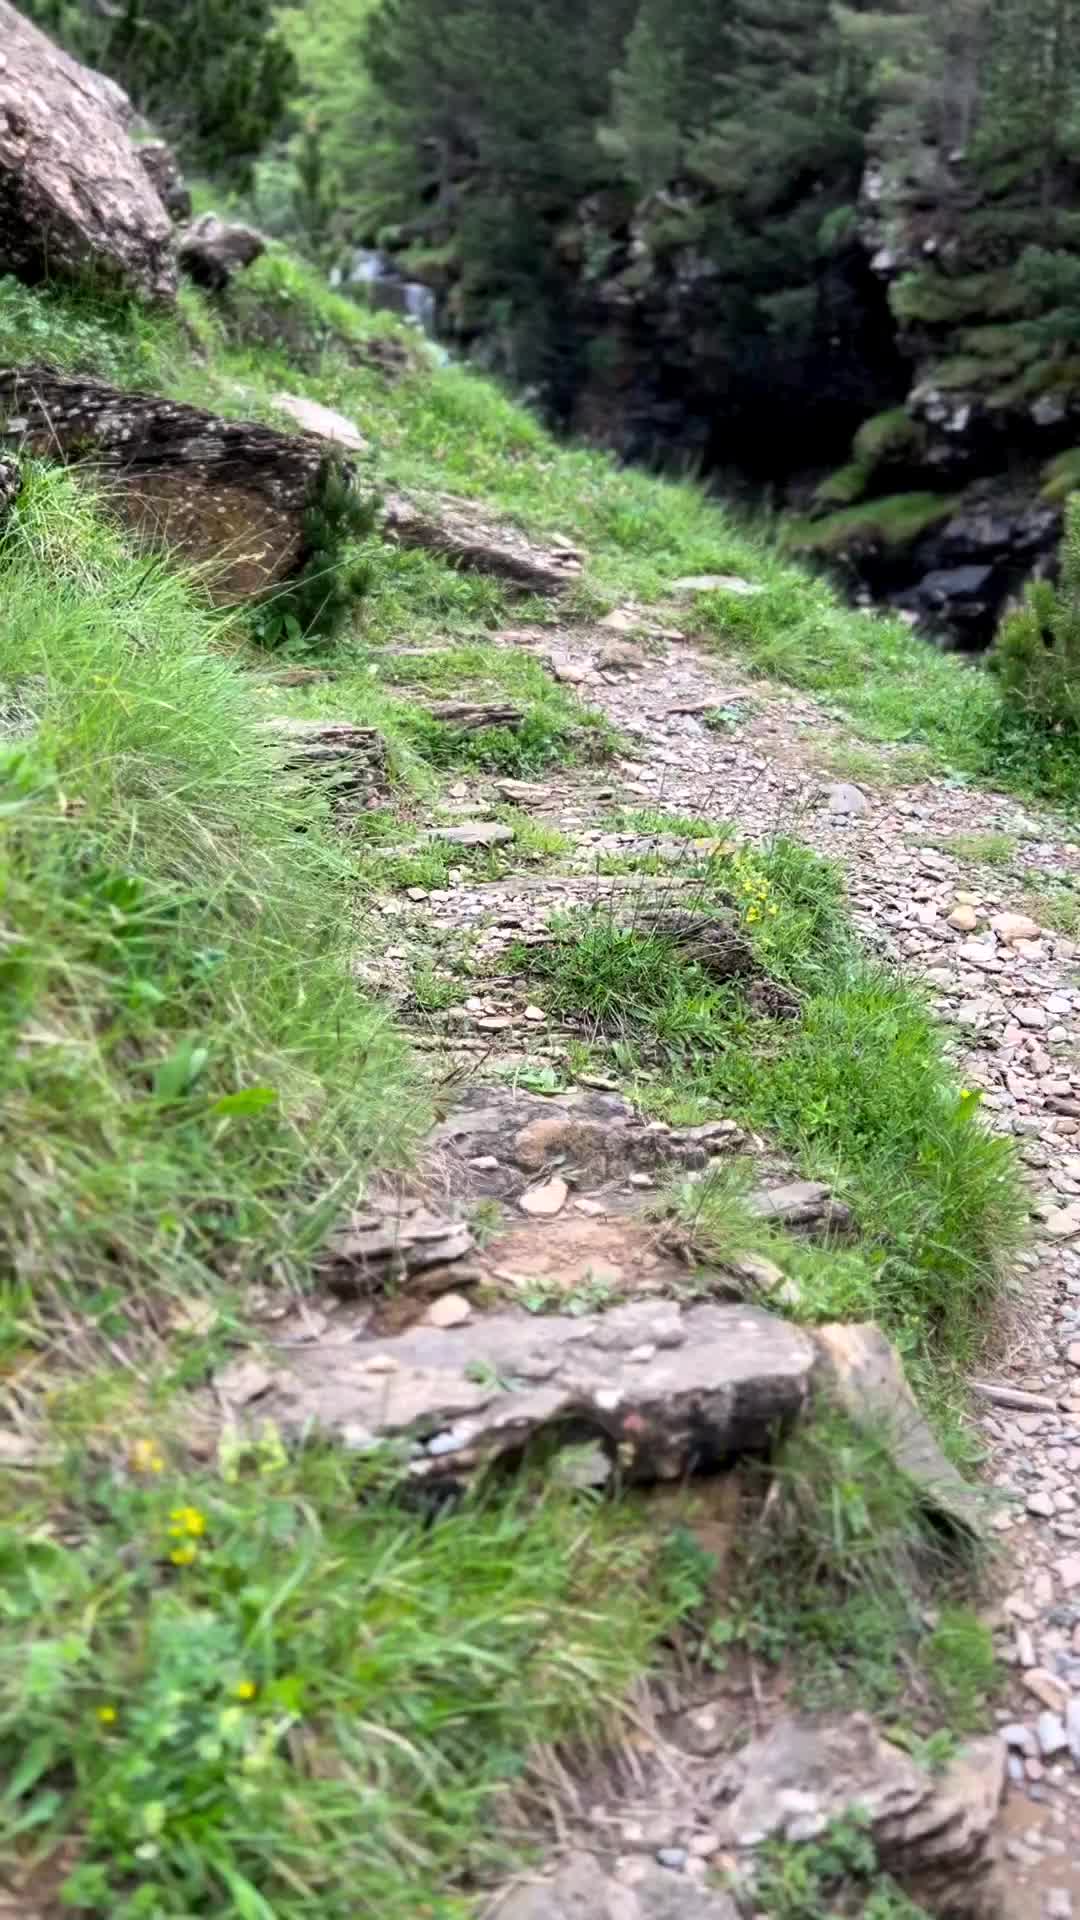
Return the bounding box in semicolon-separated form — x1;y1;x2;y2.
1016;1630;1037;1668
1028;1490;1058;1518
688;1833;721;1858
1016;1006;1048;1031
1055;1552;1080;1589
1001;1722;1037;1753
213;1357;274;1405
364;1353;399;1374
1037;1711;1069;1758
423;1293;473;1329
430;821;514;847
548;654;586;684
825;781;869;818
955;890;982;906
1046;1210;1080;1240
655;1847;688;1872
672;573;760;596
957;940;1003;971
1069;1343;1080;1368
1066;1696;1080;1764
427;1430;466;1457
519;1177;569;1218
523;1005;546;1023
469;1155;500;1171
598;640;644;672
948;905;979;931
992;911;1042;944
1045;1892;1073;1919
1024;1669;1071;1713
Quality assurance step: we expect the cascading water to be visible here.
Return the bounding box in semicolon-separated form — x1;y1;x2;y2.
332;248;439;340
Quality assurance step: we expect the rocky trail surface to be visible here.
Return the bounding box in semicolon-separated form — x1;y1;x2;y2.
294;604;1080;1917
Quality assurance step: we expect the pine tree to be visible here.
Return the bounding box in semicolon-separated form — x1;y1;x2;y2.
21;0;296;185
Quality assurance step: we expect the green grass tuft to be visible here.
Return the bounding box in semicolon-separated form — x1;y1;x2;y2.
518;839;1023;1374
0;468;425;1347
0;1444;683;1919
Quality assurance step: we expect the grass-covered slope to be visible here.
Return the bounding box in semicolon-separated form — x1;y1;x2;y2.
3;251;1079;807
0;468;425;1348
0;249;1029;1917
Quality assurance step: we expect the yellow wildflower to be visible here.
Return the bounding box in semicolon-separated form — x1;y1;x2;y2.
96;1704;118;1726
170;1544;198;1567
233;1679;257;1702
131;1438;165;1475
168;1505;206;1538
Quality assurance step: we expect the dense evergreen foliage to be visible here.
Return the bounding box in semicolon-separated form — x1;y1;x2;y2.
265;0;1080;478
23;0;295;183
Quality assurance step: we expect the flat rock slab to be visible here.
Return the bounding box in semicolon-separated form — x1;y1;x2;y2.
493;1852;738;1919
272;391;368;452
429;821;514;847
384;492;584;595
268;1300;816;1481
320;1201;474;1296
428;1082;744;1198
671;574;761;597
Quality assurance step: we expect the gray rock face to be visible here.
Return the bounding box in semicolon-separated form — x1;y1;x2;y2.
722;1715;1005;1918
383;492;585;595
0;366;355;603
268;1299;817;1481
492;1852;738;1920
177;212;266;292
814;1322;985;1536
135;140;191;222
0;2;175;301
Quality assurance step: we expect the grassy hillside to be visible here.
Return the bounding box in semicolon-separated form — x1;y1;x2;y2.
0;248;1031;1917
2;252;1079;807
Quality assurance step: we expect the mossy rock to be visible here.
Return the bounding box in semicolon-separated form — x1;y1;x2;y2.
852;408;926;468
813;460;872;509
1041;448;1080;503
785;492;961;559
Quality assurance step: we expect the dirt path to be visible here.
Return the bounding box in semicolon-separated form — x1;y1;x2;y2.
369;617;1080;1915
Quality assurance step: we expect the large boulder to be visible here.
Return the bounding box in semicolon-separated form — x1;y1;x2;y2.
177;212;266;292
0;366;357;602
0;1;176;301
